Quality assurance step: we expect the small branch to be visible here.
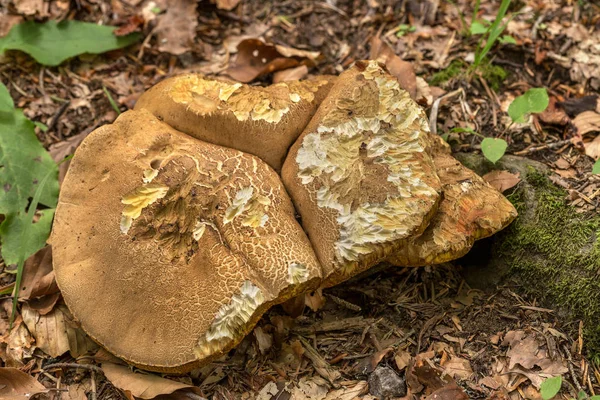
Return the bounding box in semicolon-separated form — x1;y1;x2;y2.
43;362;104;374
429;88;464;135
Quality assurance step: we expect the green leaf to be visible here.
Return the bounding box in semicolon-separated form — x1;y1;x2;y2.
578;391;588;400
590;396;600;400
470;20;489;35
481;137;507;163
0;82;14;112
508;88;550;123
0;20;140;66
0;209;55;265
593;159;600;174
540;376;562;400
0;82;58;265
500;35;517;44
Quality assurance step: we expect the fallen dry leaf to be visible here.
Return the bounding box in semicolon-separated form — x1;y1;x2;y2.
585;134;600;160
215;0;241;10
324;381;368;400
60;382;91;400
1;315;35;367
479;376;502;390
226;39;314;83
102;362;201;400
539;97;569;126
114;14;145;36
281;293;305;317
423;382;469;400
0;14;23;37
273;65;309;83
291;376;329;400
573;111;600;136
0;367;48;399
155;0;198;55
13;0;48;17
18;246;58;301
395;350;412;371
48;129;89;185
253;326;273;355
305;288;325;312
21;303;97;358
441;355;473;380
369;36;417;99
482;170;521;192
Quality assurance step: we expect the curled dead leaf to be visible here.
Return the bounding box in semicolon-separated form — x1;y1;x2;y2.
226;39;318;83
369;36;417;99
18;246;58;301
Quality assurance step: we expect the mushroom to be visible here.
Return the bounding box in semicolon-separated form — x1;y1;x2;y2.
51;61;517;373
281;60;443;287
134;74;334;171
50;109;322;372
388;134;517;266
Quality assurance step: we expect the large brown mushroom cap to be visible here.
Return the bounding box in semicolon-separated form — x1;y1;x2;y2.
387;134;518;266
50;109;321;372
281;61;442;287
134;74;333;171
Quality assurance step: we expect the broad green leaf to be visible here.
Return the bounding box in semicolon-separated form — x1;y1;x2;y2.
590;396;600;400
540;376;562;400
578;391;587;400
0;20;140;66
593;159;600;174
499;35;517;44
0;209;55;265
0;82;58;265
0;83;14;112
508;88;550;123
470;20;489;35
481;137;507;164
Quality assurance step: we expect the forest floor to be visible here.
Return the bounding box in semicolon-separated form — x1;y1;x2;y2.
1;0;600;399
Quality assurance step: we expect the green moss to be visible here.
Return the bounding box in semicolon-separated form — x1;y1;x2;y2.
497;170;600;358
428;60;466;87
479;63;508;91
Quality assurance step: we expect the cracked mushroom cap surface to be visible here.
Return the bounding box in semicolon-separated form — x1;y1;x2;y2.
387;134;518;266
50;109;322;373
281;61;442;288
134;74;334;171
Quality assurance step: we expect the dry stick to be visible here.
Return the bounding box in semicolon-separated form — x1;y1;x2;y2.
479;77;498;127
562;344;585;395
513;139;574;155
326;294;362;312
429;88;464;135
43;362;104;374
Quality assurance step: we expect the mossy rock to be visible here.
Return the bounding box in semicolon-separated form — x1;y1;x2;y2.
456;153;600;362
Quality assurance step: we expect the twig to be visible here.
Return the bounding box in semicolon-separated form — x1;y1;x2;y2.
429;88;464;135
513;139;574;155
326;294;361;311
562;344;584;394
47;100;71;133
43;362;104;374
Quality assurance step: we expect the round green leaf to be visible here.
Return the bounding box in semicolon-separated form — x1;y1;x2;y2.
508;88;550;123
481;138;507;164
540;376;562;400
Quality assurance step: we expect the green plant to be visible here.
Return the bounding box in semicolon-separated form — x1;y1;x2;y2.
0;83;58;265
0;20;140;66
0;83;60;324
395;24;416;37
540;376;562;400
508;88;550;123
540;375;600;400
593;159;600;175
471;0;513;72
